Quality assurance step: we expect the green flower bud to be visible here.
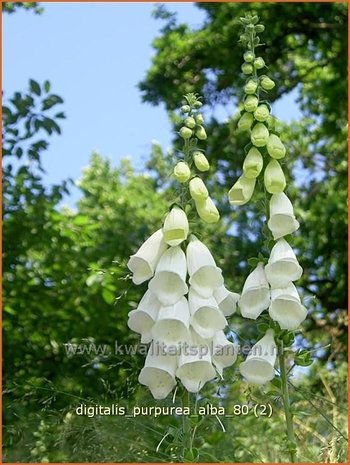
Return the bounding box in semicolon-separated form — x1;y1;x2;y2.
244;79;258;95
244;95;259;112
237;112;254;132
193;151;210;172
228;175;256;206
264;159;286;194
195;125;207;140
193;101;203;108
266;134;286;159
243;147;263;179
195;196;220;224
254;57;265;69
195;113;204;125
246;24;255;31
181;105;191;113
173;161;191;182
185;116;196;129
179;126;192;139
260;76;275;90
243;51;254;63
251;123;269;147
241;63;253;75
254;104;270;122
255;24;265;33
189;177;209;201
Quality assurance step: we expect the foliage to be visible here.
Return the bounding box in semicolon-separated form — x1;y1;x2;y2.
3;2;348;462
2;2;43;14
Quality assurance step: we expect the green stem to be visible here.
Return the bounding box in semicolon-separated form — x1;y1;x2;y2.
279;342;297;462
181;389;192;460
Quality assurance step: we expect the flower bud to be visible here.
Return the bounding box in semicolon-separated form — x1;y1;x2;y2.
244;95;259;112
254;57;265;69
255;24;265;33
241;63;253;75
243;147;263;179
251;123;269;147
163;206;189;246
173;161;191;183
193;101;203;108
179;126;192;139
244;79;258;95
189;177;209;201
181;105;191;113
260;76;275;90
195;125;207;140
266;134;286;159
243;51;254;63
237;112;254;132
195;113;204;125
194;196;220;223
254;104;270;122
228;175;256;206
264;159;286;194
193;151;210;172
185;116;196;129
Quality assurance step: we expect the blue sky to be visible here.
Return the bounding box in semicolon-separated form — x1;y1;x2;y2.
3;2;301;205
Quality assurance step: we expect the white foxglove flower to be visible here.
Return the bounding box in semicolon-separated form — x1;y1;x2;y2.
212;330;238;378
265;238;303;287
228;175;256;206
186;237;224;298
189;288;227;339
264;159;286;194
149;246;188;305
189;177;209;201
239;329;277;385
163;206;189;246
268;192;300;240
138;342;177;399
127;290;161;343
176;331;216;393
127;229;167;285
238;263;270;319
269;284;307;330
152;297;190;345
266;134;286;159
213;286;240;316
242;147;263;179
194;196;220;224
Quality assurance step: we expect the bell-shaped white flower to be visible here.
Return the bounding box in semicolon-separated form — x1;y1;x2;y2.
127;229;167;285
266;134;286;159
212;330;238;378
242;147;263;179
269;284;307;330
189;177;209;202
186;236;224;298
213;286;240;316
228;175;256;206
176;331;216;393
268;192;300;240
239;329;277;385
265;238;303;287
238;263;270;319
127;290;161;343
149;246;188;305
152;297;190;345
138;342;177;399
163;206;189;246
189;288;227;339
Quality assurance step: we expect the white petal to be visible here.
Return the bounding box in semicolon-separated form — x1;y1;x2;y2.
239;329;277;385
186;238;223;297
213;286;240;316
189;288;227;339
269;284;307;330
212;330;238;378
149;246;188;305
127;290;161;342
138;343;177;399
127;229;168;284
265;238;303;287
268;193;299;239
152;297;190;345
163;207;189;246
239;263;270;319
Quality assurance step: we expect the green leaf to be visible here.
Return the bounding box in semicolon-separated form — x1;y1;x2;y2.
44;80;51;93
29;79;41;96
102;288;115;305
